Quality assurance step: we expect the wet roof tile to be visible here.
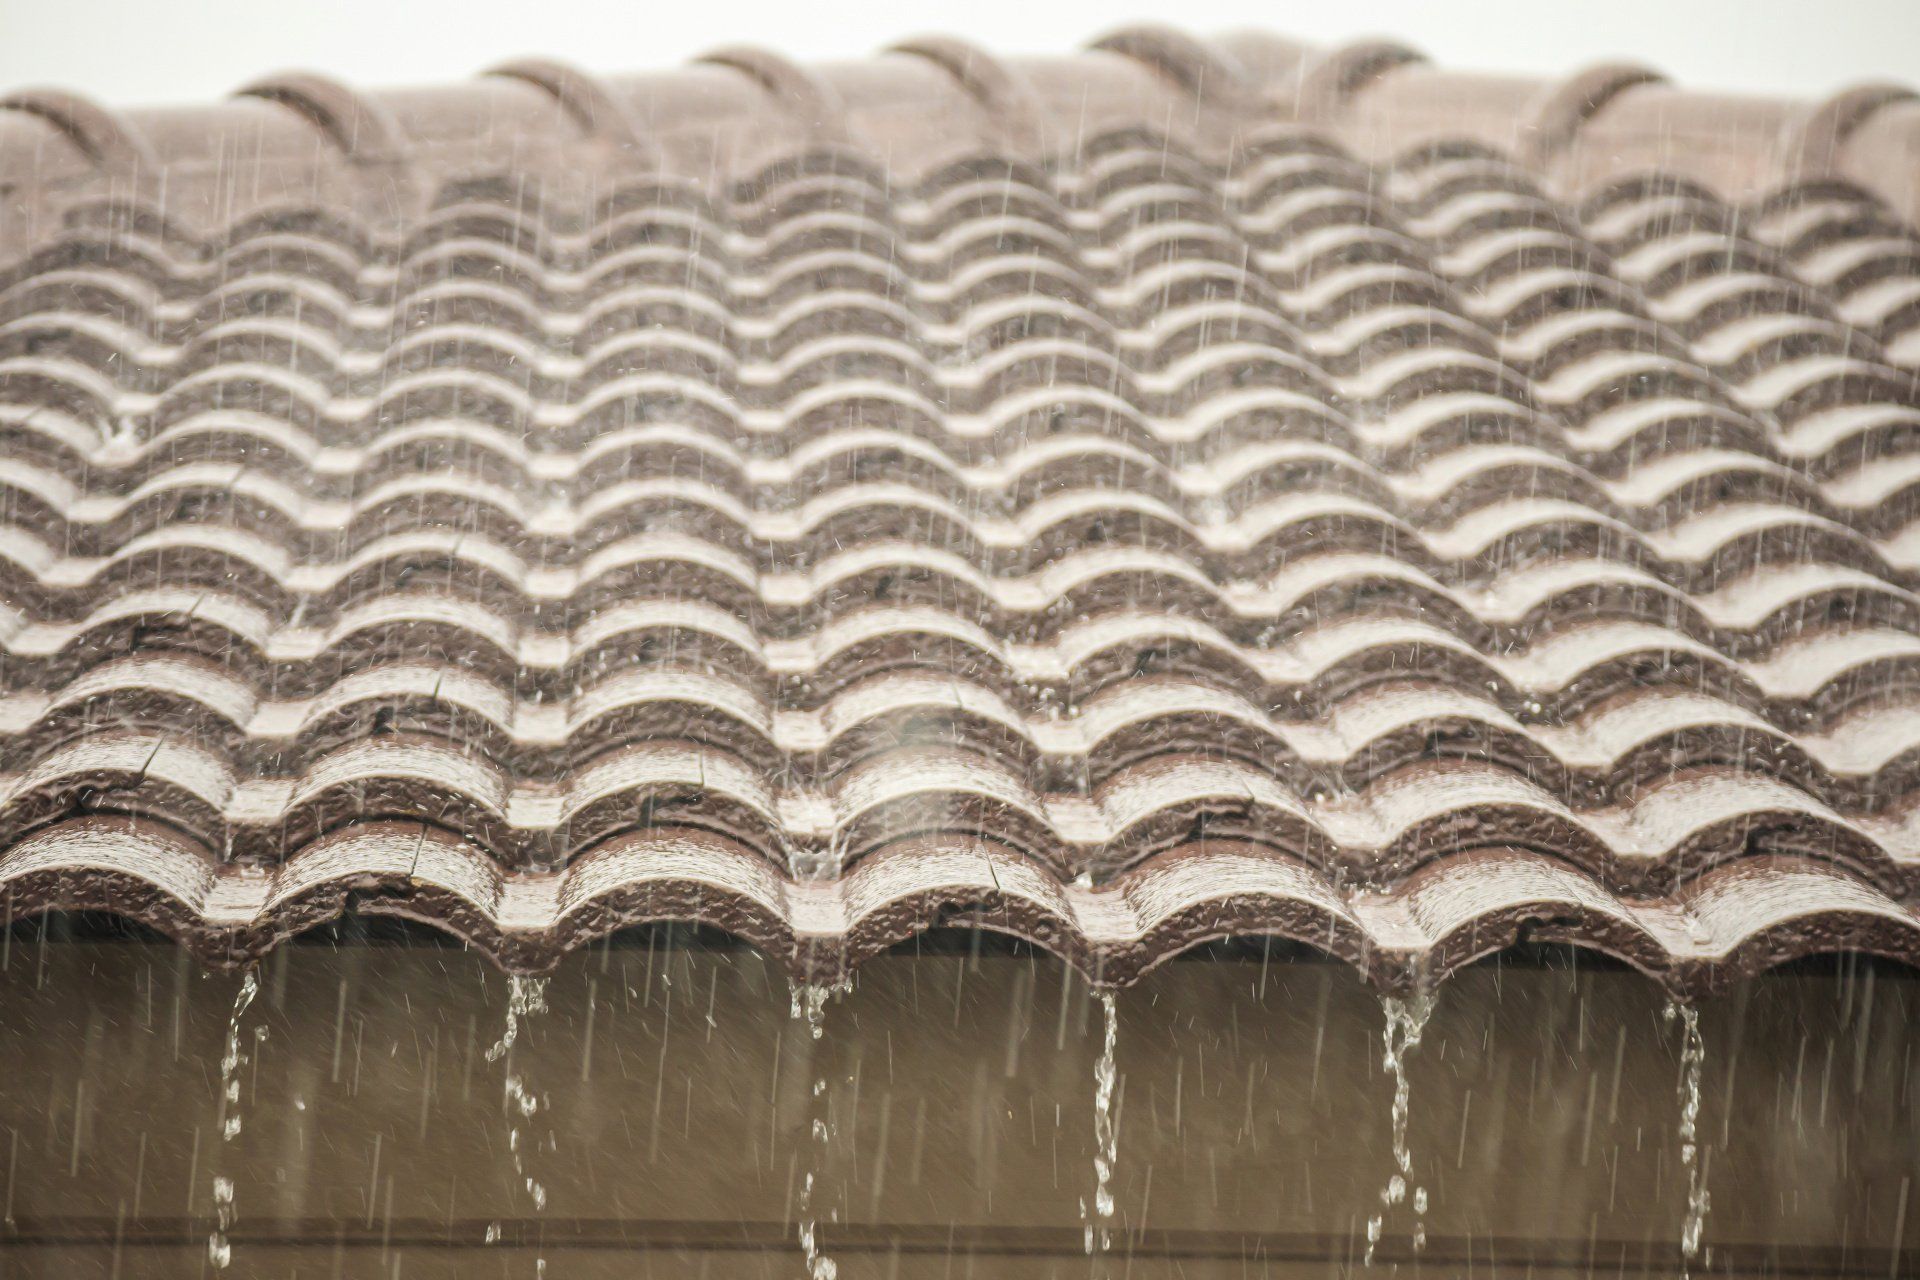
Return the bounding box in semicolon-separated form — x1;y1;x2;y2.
1;31;1918;992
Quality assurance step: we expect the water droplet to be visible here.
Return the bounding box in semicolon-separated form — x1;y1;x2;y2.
208;970;259;1271
789;978;847;1040
1365;991;1435;1265
1668;1000;1712;1275
488;976;551;1271
791;983;842;1280
1083;991;1119;1257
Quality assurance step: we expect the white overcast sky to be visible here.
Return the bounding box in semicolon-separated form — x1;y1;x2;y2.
0;0;1915;106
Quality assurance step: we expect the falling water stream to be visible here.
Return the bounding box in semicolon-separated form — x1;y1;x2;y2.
1083;990;1119;1257
486;974;552;1275
208;968;262;1271
1665;1001;1711;1275
1365;992;1434;1267
791;981;843;1280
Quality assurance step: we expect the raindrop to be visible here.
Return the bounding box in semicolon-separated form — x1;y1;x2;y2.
208;968;260;1272
790;981;843;1280
789;978;846;1041
1082;990;1119;1257
208;1177;234;1269
1665;1000;1712;1274
1364;990;1434;1266
486;975;551;1268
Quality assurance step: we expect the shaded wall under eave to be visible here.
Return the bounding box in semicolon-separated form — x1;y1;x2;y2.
0;936;1911;1277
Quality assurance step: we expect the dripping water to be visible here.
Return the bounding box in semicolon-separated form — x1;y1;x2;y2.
1665;1000;1711;1274
1365;991;1434;1267
485;974;551;1275
790;980;839;1041
790;981;846;1280
209;968;263;1272
1082;990;1119;1257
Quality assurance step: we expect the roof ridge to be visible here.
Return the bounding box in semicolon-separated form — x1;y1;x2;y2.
2;29;1916;247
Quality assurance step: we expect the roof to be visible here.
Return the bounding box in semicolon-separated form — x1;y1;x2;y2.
2;29;1919;993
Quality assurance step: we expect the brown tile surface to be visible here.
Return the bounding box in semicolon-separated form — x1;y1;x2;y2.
1;31;1918;989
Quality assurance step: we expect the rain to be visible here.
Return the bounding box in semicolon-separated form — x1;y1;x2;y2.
0;7;1914;1279
0;935;1911;1274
